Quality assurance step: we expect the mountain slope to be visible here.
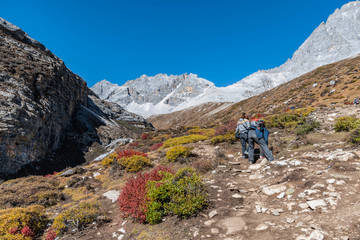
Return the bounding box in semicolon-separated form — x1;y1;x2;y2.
93;1;360;117
149;55;360;129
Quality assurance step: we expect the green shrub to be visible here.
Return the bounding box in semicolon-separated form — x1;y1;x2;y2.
347;128;360;145
265;107;315;129
166;146;192;162
101;150;150;172
146;168;207;224
210;133;236;145
334;116;360;132
162;135;208;148
101;152;117;166
117;155;151;172
187;128;215;137
52;202;102;235
295;120;320;135
0;205;48;239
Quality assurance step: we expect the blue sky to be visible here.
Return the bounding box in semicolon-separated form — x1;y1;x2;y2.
2;0;354;87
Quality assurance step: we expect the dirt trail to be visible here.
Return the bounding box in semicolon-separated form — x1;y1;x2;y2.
64;106;360;240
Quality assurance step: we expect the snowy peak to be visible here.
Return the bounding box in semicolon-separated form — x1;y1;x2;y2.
91;73;214;117
93;1;360;117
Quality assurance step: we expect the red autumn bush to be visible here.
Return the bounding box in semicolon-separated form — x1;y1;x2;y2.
249;113;267;120
128;142;139;147
118;166;174;223
116;149;147;159
8;227;18;235
21;226;34;237
141;133;149;140
150;143;163;151
43;228;57;240
214;121;237;136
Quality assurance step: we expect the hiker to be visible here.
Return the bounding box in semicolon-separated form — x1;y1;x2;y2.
354;98;360;105
248;119;274;164
259;120;270;160
235;113;250;159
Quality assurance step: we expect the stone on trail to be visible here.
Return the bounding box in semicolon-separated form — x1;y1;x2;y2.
277;192;285;199
218;217;246;235
308;230;324;240
209;210;218;219
249;173;264;180
271;209;280;216
307;199;327;210
299;203;309;209
232;193;244;199
103;190;121;203
204;220;216;227
286;188;296;195
255;223;269;231
229;161;241;165
262;184;287;196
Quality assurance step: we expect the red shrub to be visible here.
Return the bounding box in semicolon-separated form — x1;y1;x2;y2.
249;113;267;119
128;142;139;147
21;226;34;237
118;166;174;223
214;121;237;136
44;171;58;178
44;228;57;240
9;227;18;235
116;149;147;159
141;133;149;140
150;143;163;151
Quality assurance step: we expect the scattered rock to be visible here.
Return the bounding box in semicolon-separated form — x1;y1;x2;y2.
229;161;241;165
307;199;327;210
255;224;268;231
232;194;244;199
286;218;295;223
299;203;309;209
102;190;120;203
277;192;285;199
271;209;280;216
204;220;216;227
211;228;219;234
308;230;324;240
60;168;75;176
286;188;295;195
249;173;264;180
262;184;287;196
209;210;218;219
218;217;246;235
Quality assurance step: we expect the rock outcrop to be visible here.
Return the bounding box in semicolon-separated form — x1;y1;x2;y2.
0;18;151;179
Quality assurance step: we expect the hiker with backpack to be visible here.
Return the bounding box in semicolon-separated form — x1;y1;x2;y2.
354;98;360;105
248;119;274;164
235;113;250;159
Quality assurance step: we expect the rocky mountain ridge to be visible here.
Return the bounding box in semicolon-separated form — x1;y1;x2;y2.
0;17;151;179
93;1;360;117
92;73;214;117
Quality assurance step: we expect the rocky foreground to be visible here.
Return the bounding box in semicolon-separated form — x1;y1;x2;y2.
30;105;358;240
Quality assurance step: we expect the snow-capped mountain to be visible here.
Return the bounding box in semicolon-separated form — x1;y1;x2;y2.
92;1;360;117
91;73;216;117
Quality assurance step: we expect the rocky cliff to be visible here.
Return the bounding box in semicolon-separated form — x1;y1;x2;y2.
0;18;151;179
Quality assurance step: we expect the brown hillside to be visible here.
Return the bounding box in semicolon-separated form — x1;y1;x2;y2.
149;55;360;129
